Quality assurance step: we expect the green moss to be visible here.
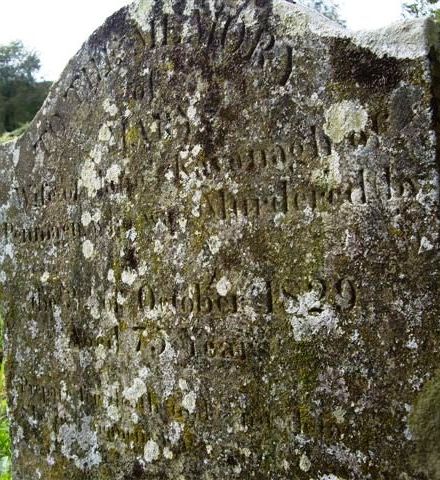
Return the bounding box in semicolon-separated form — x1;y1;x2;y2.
0;123;29;144
125;126;141;147
165;396;185;422
182;424;194;449
149;388;160;413
409;370;440;479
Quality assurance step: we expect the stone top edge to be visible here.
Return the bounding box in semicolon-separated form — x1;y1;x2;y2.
128;0;437;61
8;0;438;152
48;0;439;91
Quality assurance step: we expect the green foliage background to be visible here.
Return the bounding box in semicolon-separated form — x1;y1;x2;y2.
0;41;50;136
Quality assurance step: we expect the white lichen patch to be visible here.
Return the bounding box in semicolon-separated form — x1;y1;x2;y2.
285;291;341;341
159;340;177;398
98;124;113;143
58;417;101;470
216;276;231;297
319;475;344;480
129;0;155;31
161;0;175;14
419;236;434;253
167;421;183;445
107;269;115;283
123;378;146;405
187;104;199;125
106;164;121;184
107;405;120;422
191;144;202;157
191;190;202;217
4;243;14;259
154;239;164;254
103;99;118;117
121;269;137;286
150;120;159;134
163;446;174;460
90;144;103;164
327;151;343;185
12;144;20;167
273;0;310;37
139;367;151;380
333;406;346;424
82;240;95;260
406;337;419;350
144;439;160;463
178;378;188;391
95;344;107;370
81;211;93;227
417;175;440;209
29;320;38;339
35;146;45;168
207;235;222;255
249;277;267;297
324;101;368;144
40;271;50;283
182;390;197;414
79;158;101;198
180;147;190;161
274;212;286;227
87;294;101;320
126;227;138;242
53;307;73;370
299;453;311;472
93;210;102;222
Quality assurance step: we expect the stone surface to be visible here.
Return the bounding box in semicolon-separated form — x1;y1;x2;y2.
0;1;440;479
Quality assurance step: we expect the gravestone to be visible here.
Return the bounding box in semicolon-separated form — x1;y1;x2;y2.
1;0;440;478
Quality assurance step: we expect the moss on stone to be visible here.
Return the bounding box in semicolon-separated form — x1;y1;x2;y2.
409;371;440;479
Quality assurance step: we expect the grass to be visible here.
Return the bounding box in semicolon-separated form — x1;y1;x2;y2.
0;123;29;144
0;319;10;480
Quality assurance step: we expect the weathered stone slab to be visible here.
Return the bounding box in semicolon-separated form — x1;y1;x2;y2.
1;1;440;478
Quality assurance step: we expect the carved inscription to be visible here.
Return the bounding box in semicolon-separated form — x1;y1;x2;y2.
2;1;439;478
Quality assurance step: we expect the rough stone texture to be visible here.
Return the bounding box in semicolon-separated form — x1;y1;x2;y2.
0;1;440;479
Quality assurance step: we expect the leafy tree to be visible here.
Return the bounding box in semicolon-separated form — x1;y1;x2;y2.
0;41;50;135
0;41;40;83
402;0;440;18
301;0;345;25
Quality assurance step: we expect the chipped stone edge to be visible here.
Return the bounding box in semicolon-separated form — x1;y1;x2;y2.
351;18;438;60
280;0;437;61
